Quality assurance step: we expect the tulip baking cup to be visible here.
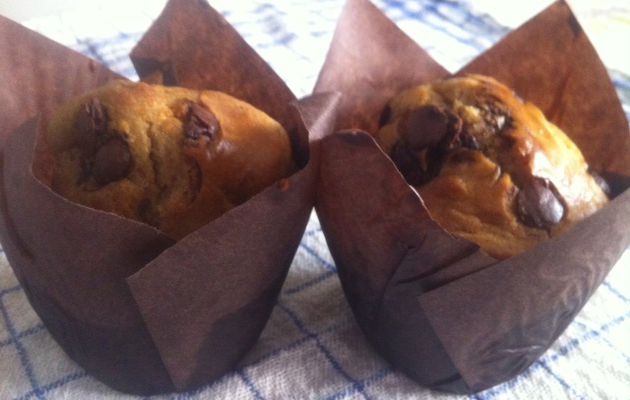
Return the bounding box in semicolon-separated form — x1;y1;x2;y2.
314;0;630;394
0;0;339;395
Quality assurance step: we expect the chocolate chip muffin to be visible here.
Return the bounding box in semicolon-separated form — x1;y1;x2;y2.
376;74;609;259
47;80;293;239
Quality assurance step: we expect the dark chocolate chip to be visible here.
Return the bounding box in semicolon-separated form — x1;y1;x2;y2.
92;136;132;185
390;143;433;186
516;177;565;229
391;106;464;186
75;98;108;155
398;106;453;150
184;103;221;145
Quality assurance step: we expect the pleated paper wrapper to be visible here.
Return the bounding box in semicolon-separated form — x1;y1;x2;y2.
0;0;340;395
314;0;630;393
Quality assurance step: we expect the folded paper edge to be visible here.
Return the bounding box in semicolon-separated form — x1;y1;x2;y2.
313;0;630;394
124;92;342;388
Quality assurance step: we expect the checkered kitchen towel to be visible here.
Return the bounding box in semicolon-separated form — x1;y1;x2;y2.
1;0;629;399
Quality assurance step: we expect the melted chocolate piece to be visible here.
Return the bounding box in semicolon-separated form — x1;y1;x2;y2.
390;143;429;186
516;177;565;229
75;98;109;155
184;103;221;146
92;136;132;185
398;105;457;150
390;105;464;186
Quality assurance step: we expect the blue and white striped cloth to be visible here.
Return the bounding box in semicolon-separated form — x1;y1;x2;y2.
1;1;629;399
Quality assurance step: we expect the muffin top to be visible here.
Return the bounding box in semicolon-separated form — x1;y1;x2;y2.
48;80;293;239
376;74;608;259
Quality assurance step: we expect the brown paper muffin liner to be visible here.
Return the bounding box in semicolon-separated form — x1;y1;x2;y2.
0;0;340;395
313;0;630;394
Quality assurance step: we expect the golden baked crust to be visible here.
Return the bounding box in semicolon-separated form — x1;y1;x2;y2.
376;74;608;259
47;80;293;239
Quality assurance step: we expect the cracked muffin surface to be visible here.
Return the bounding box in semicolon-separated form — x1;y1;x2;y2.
47;80;293;239
376;74;608;259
